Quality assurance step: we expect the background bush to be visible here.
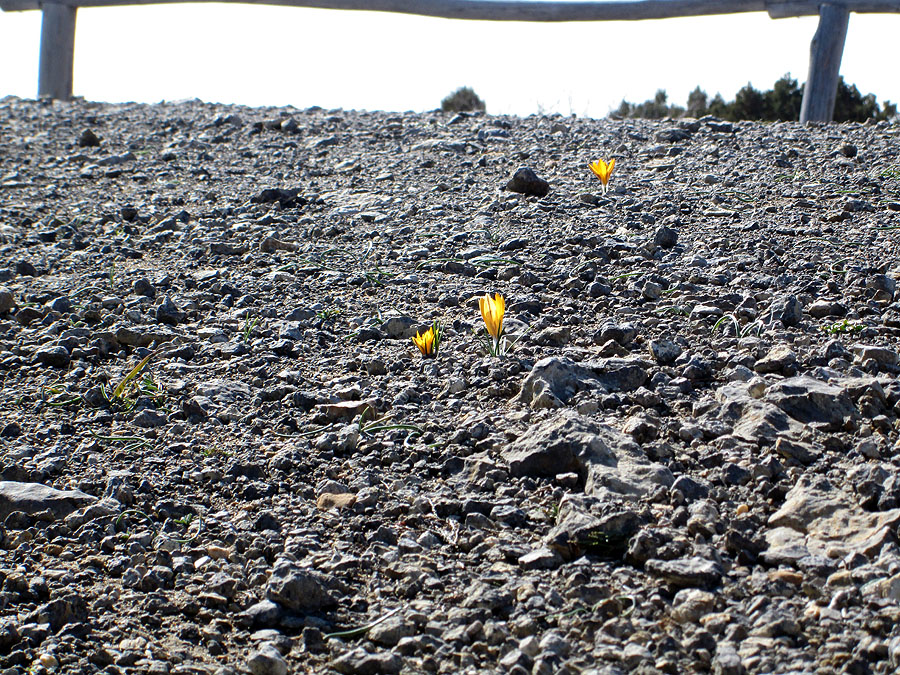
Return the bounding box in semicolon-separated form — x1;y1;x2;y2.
612;75;897;122
441;87;486;113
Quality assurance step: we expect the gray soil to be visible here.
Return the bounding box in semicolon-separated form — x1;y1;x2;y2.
2;95;900;675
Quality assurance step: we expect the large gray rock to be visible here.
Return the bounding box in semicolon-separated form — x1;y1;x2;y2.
713;644;745;675
0;481;96;520
765;475;900;562
648;338;682;365
770;294;802;327
0;286;15;314
753;345;797;374
238;600;283;628
332;647;402;675
266;558;335;611
731;400;803;444
517;356;648;409
504;411;672;501
380;315;417;339
156;295;185;326
195;379;252;403
764;376;856;428
717;381;807;445
35;345;71;369
247;644;288;675
544;494;641;560
851;343;899;367
671;588;716;624
114;324;176;349
367;615;415;647
645;557;723;588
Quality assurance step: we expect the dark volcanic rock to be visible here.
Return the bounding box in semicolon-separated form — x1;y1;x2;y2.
266;559;335;611
505;167;550;197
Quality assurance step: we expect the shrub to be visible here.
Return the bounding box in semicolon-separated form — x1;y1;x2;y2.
612;75;895;122
441;87;486;113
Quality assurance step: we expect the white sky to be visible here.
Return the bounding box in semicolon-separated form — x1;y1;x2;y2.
0;4;898;117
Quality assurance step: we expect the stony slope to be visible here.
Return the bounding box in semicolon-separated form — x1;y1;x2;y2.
1;96;900;674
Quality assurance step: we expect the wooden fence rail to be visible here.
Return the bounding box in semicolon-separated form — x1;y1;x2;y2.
2;0;899;121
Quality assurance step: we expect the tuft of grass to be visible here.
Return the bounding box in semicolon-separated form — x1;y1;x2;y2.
40;377;83;407
610;271;645;282
357;409;424;438
200;445;232;458
242;316;259;342
821;319;864;335
114;508;202;544
711;313;764;338
482;321;533;358
111;353;153;400
90;431;151;452
323;607;403;640
711;313;741;337
316;308;341;322
103;352;169;413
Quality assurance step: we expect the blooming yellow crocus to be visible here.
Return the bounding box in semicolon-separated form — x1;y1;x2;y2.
412;325;437;358
479;293;505;354
589;158;616;195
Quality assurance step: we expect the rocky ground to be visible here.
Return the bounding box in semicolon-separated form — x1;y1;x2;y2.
1;95;900;674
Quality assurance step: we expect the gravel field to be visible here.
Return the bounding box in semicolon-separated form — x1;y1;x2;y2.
2;95;900;674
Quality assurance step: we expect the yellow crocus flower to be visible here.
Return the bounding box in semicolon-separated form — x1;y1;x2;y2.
412;325;437;358
589;158;616;194
479;293;505;345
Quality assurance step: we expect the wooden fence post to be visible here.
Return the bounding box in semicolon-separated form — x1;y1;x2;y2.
799;3;850;123
38;3;77;100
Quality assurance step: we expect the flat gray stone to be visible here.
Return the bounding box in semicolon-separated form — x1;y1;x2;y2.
807;299;845;318
764;375;856;427
0;481;96;520
753;345;797;374
195;379;252;403
332;647;402;675
504;411;671;502
114;325;176;349
516;356;648;409
518;546;564;570
767;475;900;560
380;315;417;339
645;557;723;588
851;344;899;366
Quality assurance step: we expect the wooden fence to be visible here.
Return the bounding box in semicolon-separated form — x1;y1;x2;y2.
2;0;899;122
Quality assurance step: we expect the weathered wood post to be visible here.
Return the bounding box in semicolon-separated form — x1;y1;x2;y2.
38;2;77;100
799;2;850;123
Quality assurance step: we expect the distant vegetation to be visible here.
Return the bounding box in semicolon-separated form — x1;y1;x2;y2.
612;75;897;123
441;87;486;113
